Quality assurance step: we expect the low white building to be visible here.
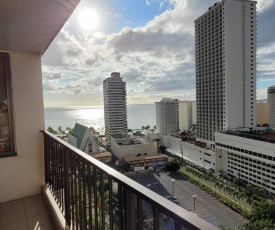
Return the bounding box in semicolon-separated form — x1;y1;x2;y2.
111;137;158;160
145;132;161;141
162;135;220;172
215;130;275;195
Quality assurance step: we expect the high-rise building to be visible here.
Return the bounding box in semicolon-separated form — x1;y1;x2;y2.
195;0;257;143
178;101;196;132
268;85;275;128
156;99;197;136
156;98;179;135
256;101;269;125
103;72;128;141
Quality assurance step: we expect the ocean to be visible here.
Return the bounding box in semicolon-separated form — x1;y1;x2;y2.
44;104;156;131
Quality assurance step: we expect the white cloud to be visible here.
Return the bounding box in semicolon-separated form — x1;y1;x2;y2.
257;0;275;12
257;88;268;100
159;1;164;10
42;0;275;105
146;0;152;6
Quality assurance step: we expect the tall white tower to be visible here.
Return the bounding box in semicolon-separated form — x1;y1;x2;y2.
268;85;275;128
195;0;257;143
103;72;128;141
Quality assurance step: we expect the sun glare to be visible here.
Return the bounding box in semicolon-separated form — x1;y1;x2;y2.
78;9;99;31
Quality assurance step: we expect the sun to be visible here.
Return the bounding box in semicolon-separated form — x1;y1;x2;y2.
78;9;99;31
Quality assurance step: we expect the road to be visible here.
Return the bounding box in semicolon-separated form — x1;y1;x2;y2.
131;172;246;228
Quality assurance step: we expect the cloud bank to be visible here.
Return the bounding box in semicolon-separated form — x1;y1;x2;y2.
42;0;275;106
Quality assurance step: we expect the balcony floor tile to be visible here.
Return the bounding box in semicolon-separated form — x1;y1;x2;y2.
0;194;56;230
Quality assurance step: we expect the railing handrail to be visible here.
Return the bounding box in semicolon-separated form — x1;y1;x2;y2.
43;130;217;230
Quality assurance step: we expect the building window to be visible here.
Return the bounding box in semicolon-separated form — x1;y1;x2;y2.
0;52;15;157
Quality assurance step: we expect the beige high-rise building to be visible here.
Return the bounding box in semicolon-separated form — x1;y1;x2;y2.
178;101;196;132
195;0;257;143
256;101;269;125
268;85;275;128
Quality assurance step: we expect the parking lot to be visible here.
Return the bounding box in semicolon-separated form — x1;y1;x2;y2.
131;172;246;228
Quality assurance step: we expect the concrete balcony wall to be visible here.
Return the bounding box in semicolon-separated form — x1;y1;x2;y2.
0;52;45;203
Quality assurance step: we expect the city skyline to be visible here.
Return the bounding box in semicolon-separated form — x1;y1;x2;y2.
42;0;275;107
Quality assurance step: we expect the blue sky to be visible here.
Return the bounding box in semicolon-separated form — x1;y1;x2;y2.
42;0;275;106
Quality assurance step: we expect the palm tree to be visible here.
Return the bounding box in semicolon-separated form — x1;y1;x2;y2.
213;178;220;196
58;125;63;134
204;173;210;184
226;186;234;201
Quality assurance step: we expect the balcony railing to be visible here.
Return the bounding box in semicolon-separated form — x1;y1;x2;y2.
43;131;216;230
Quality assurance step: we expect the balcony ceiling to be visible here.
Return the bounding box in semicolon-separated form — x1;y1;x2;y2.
0;0;80;54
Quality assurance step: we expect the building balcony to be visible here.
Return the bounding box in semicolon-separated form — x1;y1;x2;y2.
0;131;217;230
0;1;216;229
0;194;55;230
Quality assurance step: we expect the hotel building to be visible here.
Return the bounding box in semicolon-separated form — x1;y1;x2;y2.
256;101;269;125
156;99;196;136
195;0;257;144
103;72;128;141
178;101;196;132
268;85;275;128
156;98;179;135
215;130;275;196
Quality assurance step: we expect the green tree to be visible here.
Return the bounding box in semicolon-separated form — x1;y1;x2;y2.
89;126;96;133
145;125;150;130
245;219;275;230
65;127;73;134
57;126;63;134
165;160;180;173
120;162;131;172
47;126;57;134
158;145;166;153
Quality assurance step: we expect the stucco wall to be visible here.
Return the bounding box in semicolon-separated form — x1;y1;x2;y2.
163;135;217;170
0;52;45;203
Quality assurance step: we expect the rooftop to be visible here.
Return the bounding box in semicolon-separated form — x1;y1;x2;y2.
222;130;275;144
123;154;168;162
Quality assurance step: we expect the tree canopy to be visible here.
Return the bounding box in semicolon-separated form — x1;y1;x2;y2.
158;145;166;153
165;160;180;173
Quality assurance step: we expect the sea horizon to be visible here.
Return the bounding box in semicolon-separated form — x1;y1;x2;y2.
44;104;156;131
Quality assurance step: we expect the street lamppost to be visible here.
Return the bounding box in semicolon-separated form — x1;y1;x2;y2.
192;195;197;212
171;179;175;198
181;147;184;169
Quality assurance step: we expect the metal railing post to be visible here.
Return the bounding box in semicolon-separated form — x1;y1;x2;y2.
125;190;136;230
64;148;71;227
